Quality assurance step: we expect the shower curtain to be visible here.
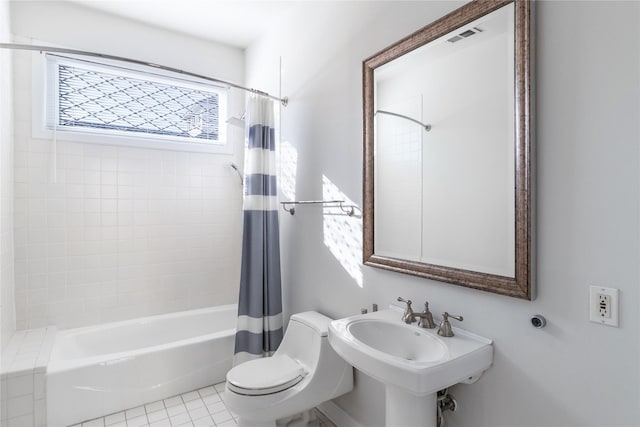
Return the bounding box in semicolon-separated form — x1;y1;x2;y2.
234;96;283;365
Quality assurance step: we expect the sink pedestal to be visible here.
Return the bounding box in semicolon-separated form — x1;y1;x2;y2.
386;385;437;427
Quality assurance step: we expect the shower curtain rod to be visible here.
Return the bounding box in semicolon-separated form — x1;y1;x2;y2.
375;109;431;131
0;43;289;106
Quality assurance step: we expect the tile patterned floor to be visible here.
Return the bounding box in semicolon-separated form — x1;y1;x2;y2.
70;382;338;427
71;383;236;427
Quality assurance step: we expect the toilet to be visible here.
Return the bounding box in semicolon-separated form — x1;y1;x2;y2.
224;311;354;427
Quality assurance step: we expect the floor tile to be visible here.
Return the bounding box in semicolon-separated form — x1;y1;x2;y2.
185;399;204;411
191;416;214;427
145;401;165;414
180;391;200;402
201;394;220;406
107;422;127;427
167;404;187;417
213;383;226;393
211;410;233;425
83;418;105;427
163;396;183;408
125;407;146;420
175;422;194;427
206;401;227;415
126;414;149;427
187;407;208;421
105;412;126;425
149;419;171;427
197;387;215;398
169;412;190;426
215;420;237;427
147;409;168;423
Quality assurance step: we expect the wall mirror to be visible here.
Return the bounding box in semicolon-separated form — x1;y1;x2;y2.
363;0;533;299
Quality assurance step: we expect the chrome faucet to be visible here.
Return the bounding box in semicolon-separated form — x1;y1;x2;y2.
414;302;436;329
398;298;436;328
437;312;464;337
397;297;414;323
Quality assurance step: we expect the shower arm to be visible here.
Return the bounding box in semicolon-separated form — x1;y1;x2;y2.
0;43;289;106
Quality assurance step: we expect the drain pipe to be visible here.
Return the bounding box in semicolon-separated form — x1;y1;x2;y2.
436;389;457;427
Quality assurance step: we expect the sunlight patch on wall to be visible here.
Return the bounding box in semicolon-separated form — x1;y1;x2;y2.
278;141;298;201
322;175;363;287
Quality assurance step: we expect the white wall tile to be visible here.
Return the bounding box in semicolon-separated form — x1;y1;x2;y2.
13;135;242;332
7;413;33;427
84;185;101;199
6;4;244;334
7;374;32;398
33;373;44;400
101;185;118;199
7;393;33;417
34;398;45;427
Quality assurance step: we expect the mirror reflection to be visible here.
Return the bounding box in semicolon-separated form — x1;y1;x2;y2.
374;3;515;277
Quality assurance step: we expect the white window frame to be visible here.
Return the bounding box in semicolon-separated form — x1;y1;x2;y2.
32;52;233;154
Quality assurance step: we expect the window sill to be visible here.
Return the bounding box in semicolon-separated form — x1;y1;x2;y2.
31;126;235;155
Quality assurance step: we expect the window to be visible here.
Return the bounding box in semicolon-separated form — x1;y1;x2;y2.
42;55;228;149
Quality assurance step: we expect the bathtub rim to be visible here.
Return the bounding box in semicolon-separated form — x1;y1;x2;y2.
47;304;238;374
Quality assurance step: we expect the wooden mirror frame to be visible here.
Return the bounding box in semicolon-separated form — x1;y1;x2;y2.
363;0;533;299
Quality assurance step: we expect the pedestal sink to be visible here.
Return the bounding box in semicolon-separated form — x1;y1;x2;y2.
328;306;493;427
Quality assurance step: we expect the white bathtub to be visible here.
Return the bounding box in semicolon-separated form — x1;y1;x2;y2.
46;305;237;427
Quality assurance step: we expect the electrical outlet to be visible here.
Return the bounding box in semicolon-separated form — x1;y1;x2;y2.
589;286;619;327
598;294;610;318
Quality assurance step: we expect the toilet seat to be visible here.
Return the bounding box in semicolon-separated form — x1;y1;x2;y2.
227;354;306;396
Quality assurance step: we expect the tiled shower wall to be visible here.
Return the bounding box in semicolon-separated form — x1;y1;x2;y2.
12;52;243;330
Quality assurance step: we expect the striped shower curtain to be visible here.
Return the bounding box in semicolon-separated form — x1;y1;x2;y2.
233;96;283;365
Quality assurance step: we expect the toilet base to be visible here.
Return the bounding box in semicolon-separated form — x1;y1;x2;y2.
237;409;318;427
277;409;318;427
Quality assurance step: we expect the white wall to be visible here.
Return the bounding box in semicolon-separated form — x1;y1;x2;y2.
0;0;16;352
247;1;640;426
10;1;245;329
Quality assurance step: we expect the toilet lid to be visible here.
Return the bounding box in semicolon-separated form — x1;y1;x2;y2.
226;354;306;396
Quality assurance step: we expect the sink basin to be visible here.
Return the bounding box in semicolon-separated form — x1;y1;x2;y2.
328;307;493;396
347;319;446;363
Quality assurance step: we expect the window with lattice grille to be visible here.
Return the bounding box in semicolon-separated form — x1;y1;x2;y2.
45;55;227;146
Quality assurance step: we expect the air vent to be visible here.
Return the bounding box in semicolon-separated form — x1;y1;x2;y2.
447;27;484;43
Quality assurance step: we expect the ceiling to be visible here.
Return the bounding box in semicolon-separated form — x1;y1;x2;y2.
67;0;301;49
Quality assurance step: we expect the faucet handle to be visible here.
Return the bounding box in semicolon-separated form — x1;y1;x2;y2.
418;302;435;329
444;312;463;322
437;312;463;337
397;297;414;323
397;297;412;305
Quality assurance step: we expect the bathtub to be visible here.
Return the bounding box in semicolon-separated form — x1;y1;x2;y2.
46;304;237;427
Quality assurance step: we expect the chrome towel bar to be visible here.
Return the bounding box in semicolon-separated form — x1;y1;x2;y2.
280;200;355;216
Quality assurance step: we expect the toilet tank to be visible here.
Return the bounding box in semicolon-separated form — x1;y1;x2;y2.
275;312;331;369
